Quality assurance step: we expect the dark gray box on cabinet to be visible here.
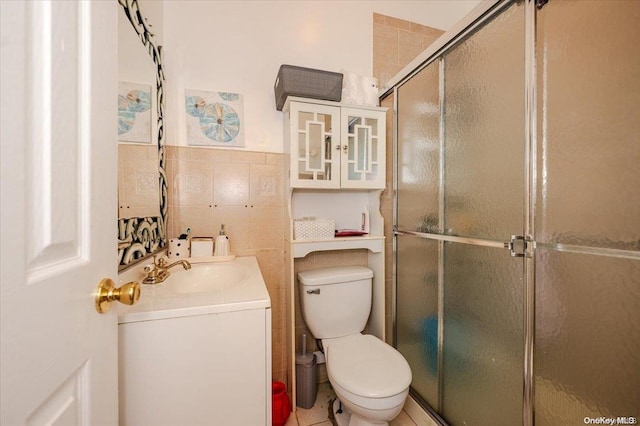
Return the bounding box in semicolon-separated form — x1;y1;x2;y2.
274;65;343;111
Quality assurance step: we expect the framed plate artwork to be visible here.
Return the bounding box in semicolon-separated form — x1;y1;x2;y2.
118;81;153;144
185;89;244;147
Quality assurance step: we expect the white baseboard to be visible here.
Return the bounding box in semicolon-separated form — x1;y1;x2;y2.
403;394;439;426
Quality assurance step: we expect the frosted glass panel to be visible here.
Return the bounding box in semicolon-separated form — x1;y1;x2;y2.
396;235;439;408
345;113;381;183
535;5;640;422
397;61;441;232
534;249;640;425
443;2;525;241
298;111;313;130
442;243;523;426
357;127;368;172
308;123;322;170
536;2;640;251
365;118;377;136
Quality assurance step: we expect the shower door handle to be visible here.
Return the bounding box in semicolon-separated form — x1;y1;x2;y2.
508;235;533;258
395;228;533;258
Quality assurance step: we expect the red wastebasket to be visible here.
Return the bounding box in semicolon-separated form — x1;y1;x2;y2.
272;381;291;426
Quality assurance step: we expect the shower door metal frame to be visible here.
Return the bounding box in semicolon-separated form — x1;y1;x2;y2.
523;0;536;424
386;0;537;424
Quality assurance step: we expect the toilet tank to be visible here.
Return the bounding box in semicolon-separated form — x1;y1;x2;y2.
297;266;373;339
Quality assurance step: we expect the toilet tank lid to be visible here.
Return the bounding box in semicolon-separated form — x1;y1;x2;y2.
297;266;373;286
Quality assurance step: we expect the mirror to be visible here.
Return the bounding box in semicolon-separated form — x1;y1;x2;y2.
117;0;166;269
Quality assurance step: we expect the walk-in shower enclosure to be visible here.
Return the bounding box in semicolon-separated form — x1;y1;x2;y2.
385;1;639;425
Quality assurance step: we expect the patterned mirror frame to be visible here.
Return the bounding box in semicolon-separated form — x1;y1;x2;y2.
117;0;167;269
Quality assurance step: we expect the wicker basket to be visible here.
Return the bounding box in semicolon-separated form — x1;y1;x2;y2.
274;65;343;111
293;219;335;240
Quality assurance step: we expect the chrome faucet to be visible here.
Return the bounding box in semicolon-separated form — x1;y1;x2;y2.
142;256;191;284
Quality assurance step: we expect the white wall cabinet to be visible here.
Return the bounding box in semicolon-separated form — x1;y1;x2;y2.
284;97;386;189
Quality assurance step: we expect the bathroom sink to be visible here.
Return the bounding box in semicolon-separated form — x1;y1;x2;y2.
117;256;270;323
169;263;250;294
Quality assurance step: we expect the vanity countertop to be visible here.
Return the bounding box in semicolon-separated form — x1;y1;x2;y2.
117;256;271;324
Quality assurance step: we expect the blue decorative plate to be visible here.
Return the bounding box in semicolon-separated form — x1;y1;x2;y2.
118;90;151;135
200;102;240;143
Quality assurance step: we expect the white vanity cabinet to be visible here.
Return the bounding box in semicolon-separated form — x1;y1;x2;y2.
117;256;272;426
284;97;386;189
119;308;271;426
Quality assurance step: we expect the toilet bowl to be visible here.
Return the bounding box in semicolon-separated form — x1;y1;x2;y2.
324;334;411;426
297;266;412;426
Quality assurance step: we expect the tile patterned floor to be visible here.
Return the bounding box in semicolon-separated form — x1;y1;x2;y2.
285;383;417;426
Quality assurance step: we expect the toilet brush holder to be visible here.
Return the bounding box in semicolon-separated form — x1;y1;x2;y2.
295;334;317;409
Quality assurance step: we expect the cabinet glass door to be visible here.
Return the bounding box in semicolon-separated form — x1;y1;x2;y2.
289;102;340;188
341;108;386;189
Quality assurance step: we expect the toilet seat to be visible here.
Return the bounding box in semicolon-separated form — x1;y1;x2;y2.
324;334;412;399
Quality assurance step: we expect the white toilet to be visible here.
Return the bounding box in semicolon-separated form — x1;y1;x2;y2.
298;266;412;426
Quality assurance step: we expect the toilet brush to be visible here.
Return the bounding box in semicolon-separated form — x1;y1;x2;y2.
302;333;307;355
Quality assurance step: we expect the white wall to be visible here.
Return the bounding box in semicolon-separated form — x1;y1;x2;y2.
163;0;481;153
368;0;483;31
139;0;164;45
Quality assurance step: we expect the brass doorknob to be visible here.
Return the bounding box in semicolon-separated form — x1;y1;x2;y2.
95;278;141;313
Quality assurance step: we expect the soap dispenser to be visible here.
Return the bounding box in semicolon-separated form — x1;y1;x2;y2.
214;224;230;256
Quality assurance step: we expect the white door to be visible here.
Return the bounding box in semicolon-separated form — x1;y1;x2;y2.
1;1;119;424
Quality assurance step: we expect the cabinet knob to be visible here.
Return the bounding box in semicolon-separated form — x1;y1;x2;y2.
342;145;348;152
335;145;341;151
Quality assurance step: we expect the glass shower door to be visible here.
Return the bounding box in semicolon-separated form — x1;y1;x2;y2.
395;2;527;425
442;3;526;424
396;59;442;409
395;1;639;425
534;2;640;424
